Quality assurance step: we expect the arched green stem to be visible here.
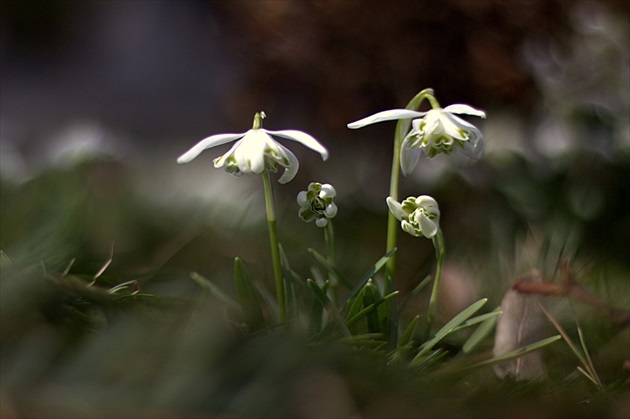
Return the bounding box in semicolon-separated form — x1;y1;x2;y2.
262;163;286;323
426;228;445;334
385;88;439;281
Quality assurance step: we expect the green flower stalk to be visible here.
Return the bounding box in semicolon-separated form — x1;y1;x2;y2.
177;112;329;322
297;182;338;298
386;195;444;333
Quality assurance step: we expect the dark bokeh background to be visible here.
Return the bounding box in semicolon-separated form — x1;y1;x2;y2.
2;0;626;144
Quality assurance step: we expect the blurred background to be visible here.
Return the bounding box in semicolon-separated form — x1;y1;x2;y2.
1;0;629;417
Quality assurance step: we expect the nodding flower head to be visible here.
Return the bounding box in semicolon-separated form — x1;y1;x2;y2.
178;112;328;184
297;182;337;227
386;195;440;238
348;103;485;176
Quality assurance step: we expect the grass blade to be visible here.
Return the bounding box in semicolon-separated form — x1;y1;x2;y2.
469;335;562;369
234;257;266;331
307;278;351;337
462;307;501;354
190;272;239;310
341;248;396;309
308;248;352;289
413;298;488;362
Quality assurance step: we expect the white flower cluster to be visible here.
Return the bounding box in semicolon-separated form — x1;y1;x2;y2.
297;182;337;227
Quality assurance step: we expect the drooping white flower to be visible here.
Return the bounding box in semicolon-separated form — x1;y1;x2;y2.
386;195;440;238
348;104;486;175
297;182;337;227
178;112;328;184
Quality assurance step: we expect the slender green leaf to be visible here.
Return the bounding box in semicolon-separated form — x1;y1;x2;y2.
399;315;420;348
190;272;239;310
279;244;306;288
462;307;501;354
339;333;386;347
469;335;562;369
341;248;396;309
413;298;487;361
385;274;399;347
399;275;432;313
344;284;369;334
450;310;501;335
307;278;351;337
234;257;266;331
309;281;329;334
363;281;381;333
308;248;352;289
346;304;376;328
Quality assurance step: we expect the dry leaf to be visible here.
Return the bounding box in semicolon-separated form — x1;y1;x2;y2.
493;269;548;380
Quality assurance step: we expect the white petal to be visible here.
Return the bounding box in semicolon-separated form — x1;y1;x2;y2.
416;195;440;216
400;139;422;176
448;113;482;132
461;128;484;159
423;110;444;134
416;213;438;238
213;139;243;168
265;129;329;161
177;133;245;164
347;109;427;129
401;220;420;237
277;145;299;184
386;197;406;221
297;191;308;205
235;131;268;174
443;104;486;118
319;184;336;199
324;202;337;218
316;218;328;227
445;114;484;158
438;112;470;141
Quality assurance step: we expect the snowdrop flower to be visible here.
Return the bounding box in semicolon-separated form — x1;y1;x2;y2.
177;112;328;184
348;105;485;175
297;182;337;227
386;195;440;238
